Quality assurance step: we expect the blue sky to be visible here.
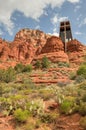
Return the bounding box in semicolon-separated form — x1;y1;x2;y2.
0;0;86;44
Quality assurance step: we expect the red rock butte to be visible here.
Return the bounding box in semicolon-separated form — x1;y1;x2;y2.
0;28;86;68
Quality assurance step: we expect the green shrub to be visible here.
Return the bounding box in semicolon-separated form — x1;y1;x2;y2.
79;103;86;116
60;100;74;115
35;60;41;69
0;69;4;81
2;67;16;83
77;65;86;78
83;62;86;65
73;104;80;113
57;82;69;87
23;64;32;72
14;63;32;73
14;63;25;73
75;75;85;83
14;108;29;123
40;113;58;123
80;116;86;130
10;94;28;110
78;81;86;90
40;113;52;123
69;72;76;80
26;99;44;116
42;56;50;69
82;94;86;102
0;85;3;96
0;97;15;116
39;89;54;101
58;62;69;68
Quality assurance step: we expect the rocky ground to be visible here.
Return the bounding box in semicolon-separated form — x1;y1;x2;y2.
30;67;77;85
54;114;83;130
0;115;14;130
0;112;83;130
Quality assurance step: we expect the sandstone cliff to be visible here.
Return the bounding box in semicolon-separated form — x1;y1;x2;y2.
0;28;86;68
67;39;86;64
0;29;50;67
35;36;69;63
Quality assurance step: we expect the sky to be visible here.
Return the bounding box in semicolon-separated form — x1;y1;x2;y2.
0;0;86;44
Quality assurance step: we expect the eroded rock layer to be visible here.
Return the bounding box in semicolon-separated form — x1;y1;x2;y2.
0;28;86;68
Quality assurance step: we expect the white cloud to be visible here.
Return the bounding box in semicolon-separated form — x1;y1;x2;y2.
67;0;80;3
0;0;80;35
58;17;69;22
51;14;68;34
75;31;82;35
52;32;59;37
48;32;59;37
74;5;81;12
51;15;68;25
52;16;58;24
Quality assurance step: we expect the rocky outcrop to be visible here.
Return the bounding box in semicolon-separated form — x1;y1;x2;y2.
35;51;69;63
0;29;86;68
0;29;50;66
41;36;64;53
67;39;84;52
35;36;69;63
0;38;36;64
0;38;10;61
15;28;50;54
9;40;36;63
67;39;86;64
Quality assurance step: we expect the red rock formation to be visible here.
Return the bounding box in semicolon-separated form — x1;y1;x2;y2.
9;39;36;63
67;39;86;64
0;29;50;67
41;36;64;53
0;29;86;69
35;36;69;63
0;39;10;61
15;28;50;54
67;39;84;52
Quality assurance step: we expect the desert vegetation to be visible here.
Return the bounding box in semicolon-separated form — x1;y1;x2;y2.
0;62;86;130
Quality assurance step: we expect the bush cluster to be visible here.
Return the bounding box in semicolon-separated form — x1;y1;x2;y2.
58;62;70;68
77;65;86;79
35;60;41;69
0;63;33;83
35;56;51;69
42;56;51;69
0;67;16;83
14;63;32;73
60;99;74;115
14;108;30;123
